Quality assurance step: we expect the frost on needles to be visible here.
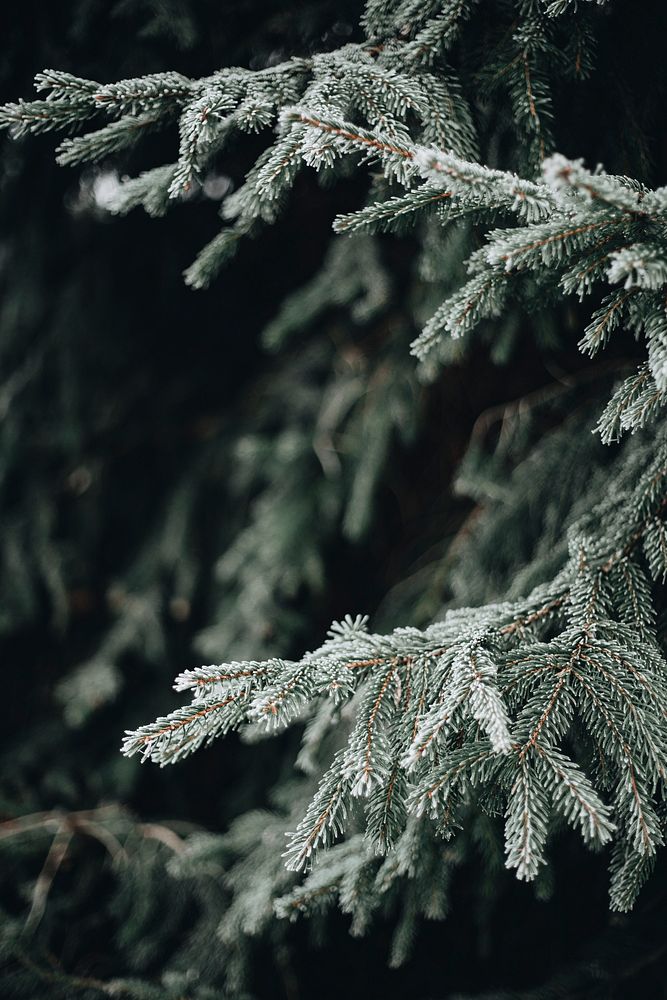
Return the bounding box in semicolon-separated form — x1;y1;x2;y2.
3;0;666;943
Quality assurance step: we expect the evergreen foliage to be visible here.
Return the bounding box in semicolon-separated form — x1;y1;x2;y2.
1;0;667;997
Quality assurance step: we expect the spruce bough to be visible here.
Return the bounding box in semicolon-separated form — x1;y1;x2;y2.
3;0;667;991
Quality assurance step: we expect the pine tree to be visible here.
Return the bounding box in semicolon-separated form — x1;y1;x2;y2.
2;1;667;997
